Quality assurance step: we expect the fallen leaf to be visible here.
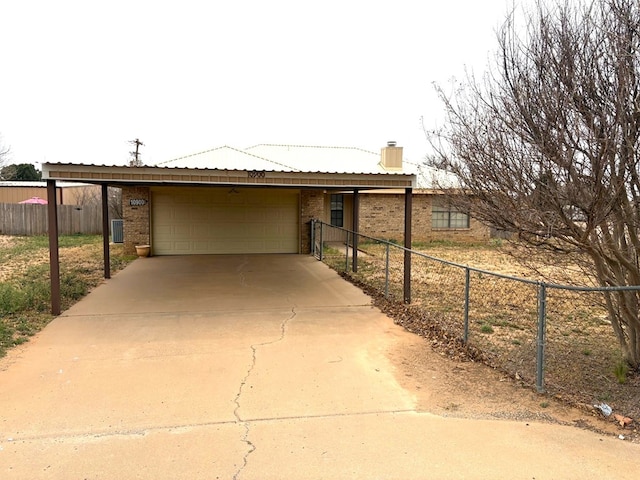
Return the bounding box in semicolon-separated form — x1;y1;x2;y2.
614;414;633;428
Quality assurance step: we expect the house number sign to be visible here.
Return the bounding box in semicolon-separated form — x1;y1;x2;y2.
248;170;266;178
129;199;147;206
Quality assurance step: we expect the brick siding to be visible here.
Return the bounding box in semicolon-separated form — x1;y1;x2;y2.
359;193;489;243
300;189;324;253
119;187;488;257
122;186;151;255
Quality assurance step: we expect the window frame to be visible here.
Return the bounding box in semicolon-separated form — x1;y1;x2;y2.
431;200;470;229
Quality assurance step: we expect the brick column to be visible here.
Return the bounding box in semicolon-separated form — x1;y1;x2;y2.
300;189;324;254
122;186;151;255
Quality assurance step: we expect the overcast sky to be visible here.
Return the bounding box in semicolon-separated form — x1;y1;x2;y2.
0;0;513;168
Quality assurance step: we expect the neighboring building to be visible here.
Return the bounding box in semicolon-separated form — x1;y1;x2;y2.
41;142;488;256
0;181;100;205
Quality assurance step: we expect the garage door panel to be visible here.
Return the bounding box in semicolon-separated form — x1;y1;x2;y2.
152;187;299;255
190;224;210;237
190;207;210;222
192;241;214;251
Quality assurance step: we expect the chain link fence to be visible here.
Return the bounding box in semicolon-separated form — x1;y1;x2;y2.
312;221;637;411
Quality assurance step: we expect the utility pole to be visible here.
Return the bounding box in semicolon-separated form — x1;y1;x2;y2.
128;138;144;166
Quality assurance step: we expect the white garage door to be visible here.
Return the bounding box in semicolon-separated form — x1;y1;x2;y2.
151;187;300;255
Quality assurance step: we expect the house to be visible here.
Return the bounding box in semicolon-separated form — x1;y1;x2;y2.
41;143;414;258
41;142;487;257
243;144;488;244
152;143;488;249
38;142;488;314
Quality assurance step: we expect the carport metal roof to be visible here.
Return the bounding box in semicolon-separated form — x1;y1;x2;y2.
41;163;416;189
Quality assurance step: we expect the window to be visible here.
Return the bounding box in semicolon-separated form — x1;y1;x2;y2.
432;201;470;229
330;194;344;227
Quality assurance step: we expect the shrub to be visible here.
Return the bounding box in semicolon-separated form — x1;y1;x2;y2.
614;360;629;384
0;283;26;314
481;323;494;334
61;271;89;302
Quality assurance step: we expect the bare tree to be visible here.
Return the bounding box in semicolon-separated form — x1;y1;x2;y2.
0;134;10;167
430;0;640;368
74;186;122;220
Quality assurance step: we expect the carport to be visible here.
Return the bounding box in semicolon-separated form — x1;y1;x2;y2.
41;160;416;315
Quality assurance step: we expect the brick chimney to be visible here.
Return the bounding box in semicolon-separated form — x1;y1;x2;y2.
380;141;403;170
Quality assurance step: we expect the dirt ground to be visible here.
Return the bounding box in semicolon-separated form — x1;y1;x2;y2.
326;242;640;443
388;332;635;436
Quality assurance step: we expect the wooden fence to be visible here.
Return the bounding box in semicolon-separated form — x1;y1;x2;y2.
0;203;104;235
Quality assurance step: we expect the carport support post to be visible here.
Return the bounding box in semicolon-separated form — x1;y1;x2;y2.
46;180;61;316
352;189;359;273
101;184;111;279
403;187;412;304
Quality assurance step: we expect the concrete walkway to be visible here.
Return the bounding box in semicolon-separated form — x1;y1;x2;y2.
0;255;638;479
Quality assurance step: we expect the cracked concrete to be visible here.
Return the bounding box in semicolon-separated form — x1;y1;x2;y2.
233;308;297;479
1;255;640;479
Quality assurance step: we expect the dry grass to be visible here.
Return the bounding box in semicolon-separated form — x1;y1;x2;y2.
323;239;640;423
0;235;136;356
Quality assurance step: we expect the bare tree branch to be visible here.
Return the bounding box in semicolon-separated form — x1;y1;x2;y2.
74;186;122;220
431;0;640;368
0;134;10;167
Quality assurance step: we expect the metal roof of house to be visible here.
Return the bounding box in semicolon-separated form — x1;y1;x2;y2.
40;143;463;190
243;144;385;174
154;145;299;172
155;144;459;188
156;144;396;175
405;161;460;189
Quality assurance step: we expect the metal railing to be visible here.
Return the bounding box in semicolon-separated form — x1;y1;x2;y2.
311;220;640;394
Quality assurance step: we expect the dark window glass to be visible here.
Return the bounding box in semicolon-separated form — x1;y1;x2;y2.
330;194;344;227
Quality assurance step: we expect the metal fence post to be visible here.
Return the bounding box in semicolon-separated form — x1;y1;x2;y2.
385;242;390;299
463;267;471;343
310;219;315;257
345;231;350;272
319;222;324;262
536;282;548;393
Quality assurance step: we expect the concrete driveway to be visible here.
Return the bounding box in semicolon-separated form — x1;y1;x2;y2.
0;254;639;479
